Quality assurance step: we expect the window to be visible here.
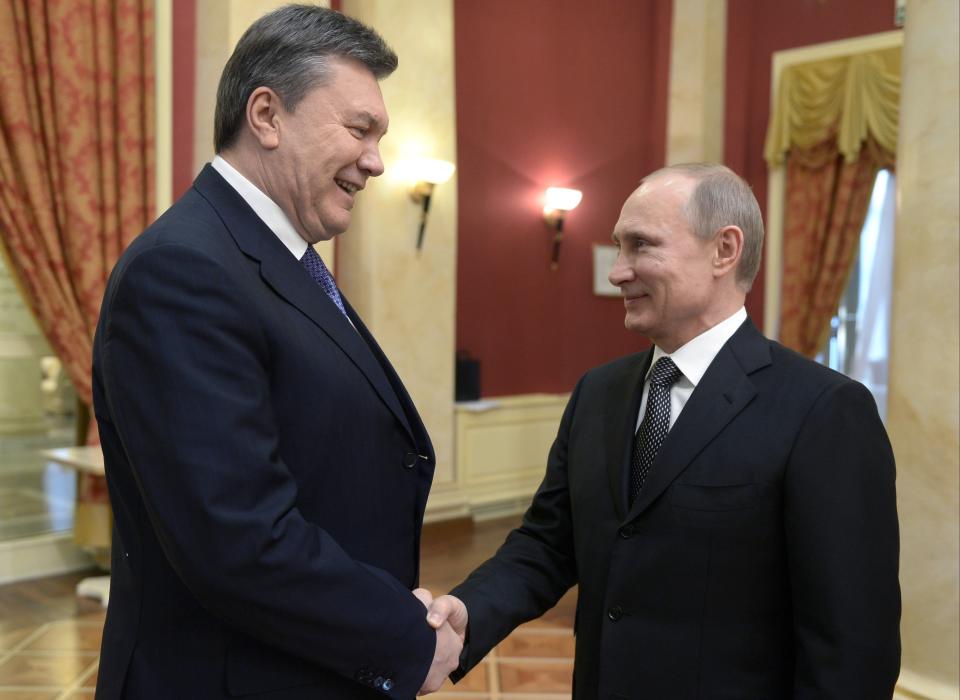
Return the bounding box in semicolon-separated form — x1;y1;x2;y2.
819;170;895;421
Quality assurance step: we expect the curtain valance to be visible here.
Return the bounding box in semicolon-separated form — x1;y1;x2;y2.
765;47;901;166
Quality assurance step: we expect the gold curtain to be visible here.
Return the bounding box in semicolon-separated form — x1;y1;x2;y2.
766;47;901;166
766;47;900;357
0;0;155;548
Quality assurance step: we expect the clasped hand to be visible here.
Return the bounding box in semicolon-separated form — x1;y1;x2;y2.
412;588;469;696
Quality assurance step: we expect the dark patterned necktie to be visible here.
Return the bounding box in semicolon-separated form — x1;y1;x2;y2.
629;356;683;506
301;246;347;318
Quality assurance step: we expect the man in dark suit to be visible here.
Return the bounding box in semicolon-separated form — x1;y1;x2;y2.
425;164;901;698
92;6;460;698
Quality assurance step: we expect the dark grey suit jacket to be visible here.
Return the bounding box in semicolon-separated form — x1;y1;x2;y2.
451;319;900;699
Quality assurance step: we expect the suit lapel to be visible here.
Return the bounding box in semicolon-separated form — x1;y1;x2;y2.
343;297;426;455
604;350;652;522
193;165;416;444
259;253;416;442
624;320;771;523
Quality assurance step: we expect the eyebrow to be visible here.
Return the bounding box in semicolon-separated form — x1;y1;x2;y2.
612;230;639;243
613;229;655;245
352;110;388;135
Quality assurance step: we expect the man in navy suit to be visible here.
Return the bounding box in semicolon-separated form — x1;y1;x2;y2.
93;6;459;698
425;164;901;698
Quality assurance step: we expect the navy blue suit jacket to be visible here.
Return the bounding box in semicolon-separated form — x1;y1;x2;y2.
92;165;436;699
451;320;900;699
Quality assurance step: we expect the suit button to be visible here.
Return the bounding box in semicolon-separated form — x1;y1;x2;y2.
618;525;634;539
403;452;418;469
382;678;394;691
607;605;623;621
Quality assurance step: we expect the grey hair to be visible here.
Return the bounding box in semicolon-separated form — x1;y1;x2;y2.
213;4;398;153
643;163;765;291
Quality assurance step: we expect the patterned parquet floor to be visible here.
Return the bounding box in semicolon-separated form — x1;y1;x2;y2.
0;515;576;699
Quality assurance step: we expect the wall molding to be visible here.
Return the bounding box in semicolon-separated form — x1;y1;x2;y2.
423;394;568;524
896;668;960;700
155;0;172;214
0;532;93;585
423;483;470;524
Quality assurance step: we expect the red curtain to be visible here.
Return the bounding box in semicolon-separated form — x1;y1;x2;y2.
779;138;893;357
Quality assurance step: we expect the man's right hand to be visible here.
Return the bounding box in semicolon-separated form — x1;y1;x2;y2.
418;620;462;695
425;595;468;643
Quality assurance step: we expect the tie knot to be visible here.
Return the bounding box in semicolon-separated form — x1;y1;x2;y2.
301;245;328;278
300;246;347;318
649;356;682;387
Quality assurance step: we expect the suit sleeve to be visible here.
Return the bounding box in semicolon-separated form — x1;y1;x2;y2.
784;379;900;699
98;243;434;698
449;377;583;680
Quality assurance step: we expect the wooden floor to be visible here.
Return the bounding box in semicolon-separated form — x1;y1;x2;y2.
0;515;576;699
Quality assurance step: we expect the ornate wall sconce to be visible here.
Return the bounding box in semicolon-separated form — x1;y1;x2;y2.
542;187;582;270
406;158;456;250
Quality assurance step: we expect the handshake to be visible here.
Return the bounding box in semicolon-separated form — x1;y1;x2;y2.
412;588;469;696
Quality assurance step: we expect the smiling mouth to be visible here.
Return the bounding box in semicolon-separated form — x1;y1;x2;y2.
335;178;360;195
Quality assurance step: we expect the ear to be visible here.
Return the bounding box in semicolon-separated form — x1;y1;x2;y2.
712;225;743;280
245;87;283;150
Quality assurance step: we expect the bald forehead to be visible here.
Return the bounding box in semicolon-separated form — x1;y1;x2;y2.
617;175;690;223
632;172;696;203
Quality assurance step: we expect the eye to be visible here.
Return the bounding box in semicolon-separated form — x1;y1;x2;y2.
348;126;367;139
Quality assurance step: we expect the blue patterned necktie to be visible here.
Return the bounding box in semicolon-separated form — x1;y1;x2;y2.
300;246;347;318
629;356;683;506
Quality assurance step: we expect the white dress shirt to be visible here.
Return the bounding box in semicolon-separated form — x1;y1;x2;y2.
211;155;308;260
635;307;748;431
210;156;356;330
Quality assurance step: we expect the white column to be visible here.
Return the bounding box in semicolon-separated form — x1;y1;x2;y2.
339;0;460;518
889;0;960;696
665;0;726;164
190;0;337;267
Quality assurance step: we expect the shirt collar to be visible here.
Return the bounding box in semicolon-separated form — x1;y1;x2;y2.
648;307;748;387
211;155;308;260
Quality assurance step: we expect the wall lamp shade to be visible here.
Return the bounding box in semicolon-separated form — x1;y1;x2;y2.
406;158;456;250
543;187;583;270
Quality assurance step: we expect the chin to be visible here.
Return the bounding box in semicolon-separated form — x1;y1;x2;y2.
623;316;652;336
310;221;345;241
323;217;351;238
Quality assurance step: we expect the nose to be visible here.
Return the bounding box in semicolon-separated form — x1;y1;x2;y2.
608;253;634;287
358;143;384;178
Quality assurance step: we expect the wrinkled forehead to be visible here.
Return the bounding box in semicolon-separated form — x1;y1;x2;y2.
324;56;389;121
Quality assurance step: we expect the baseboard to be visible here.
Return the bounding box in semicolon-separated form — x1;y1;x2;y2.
896;668;960;700
469;496;531;522
0;531;95;585
424;486;470;524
